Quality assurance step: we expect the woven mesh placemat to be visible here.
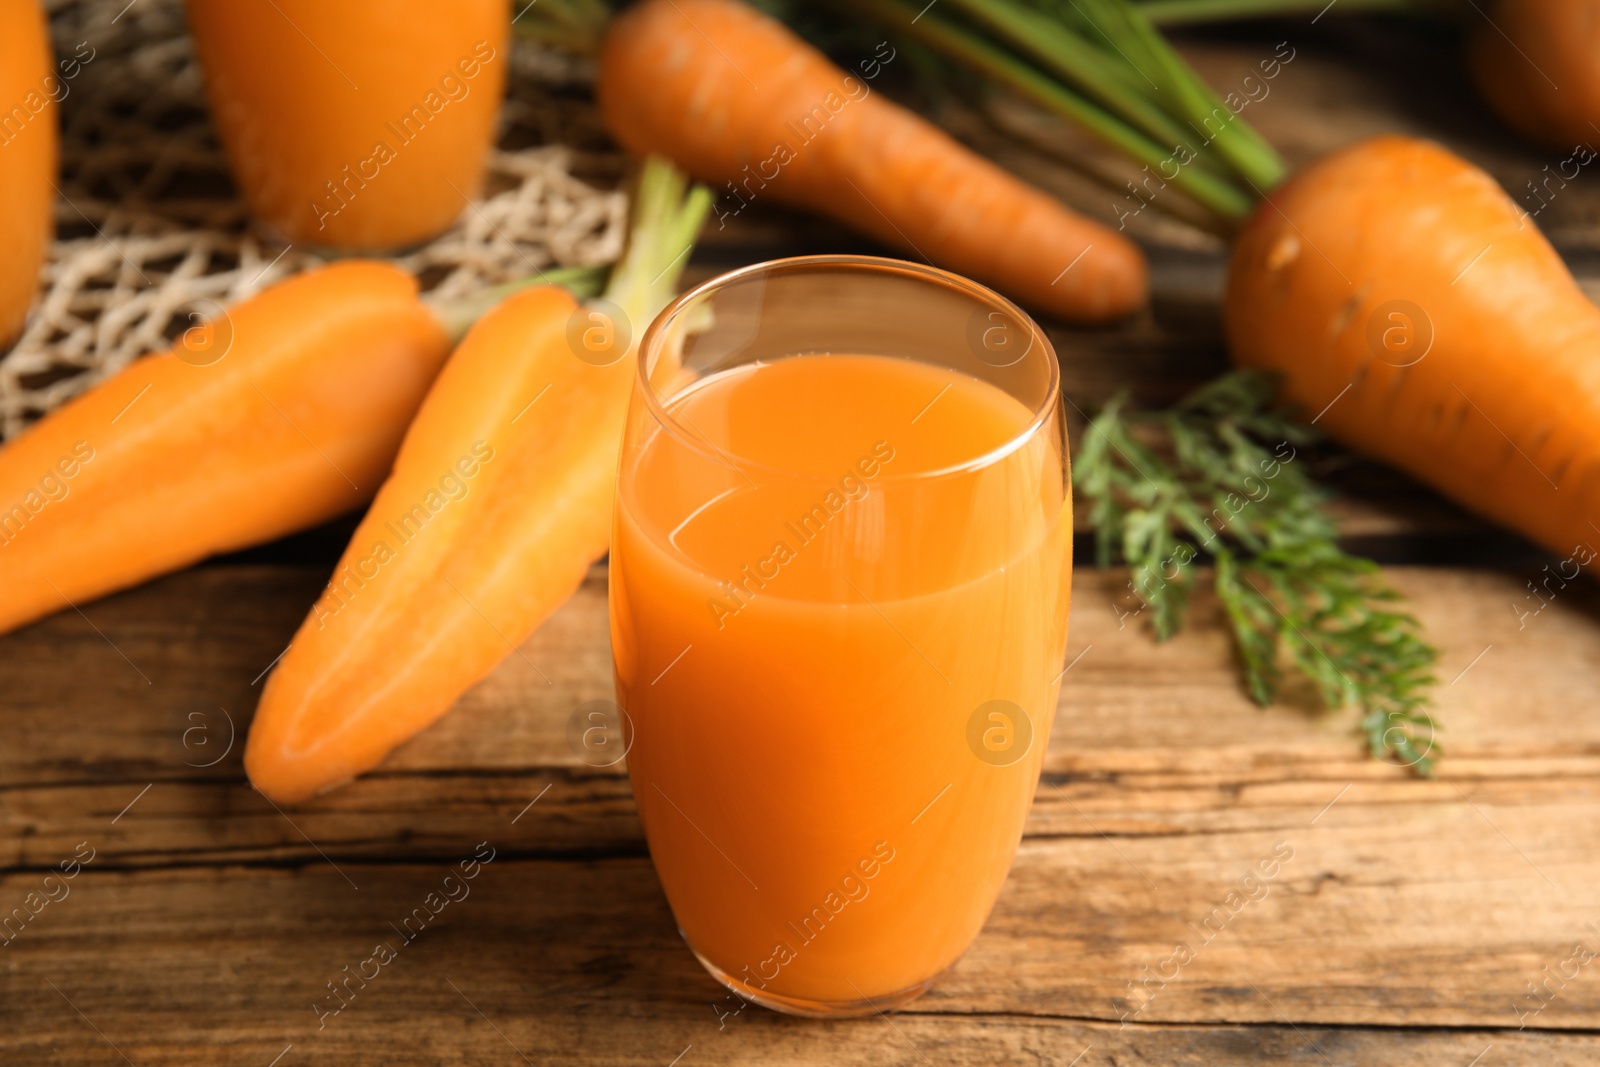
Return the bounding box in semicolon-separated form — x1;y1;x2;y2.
1;0;625;440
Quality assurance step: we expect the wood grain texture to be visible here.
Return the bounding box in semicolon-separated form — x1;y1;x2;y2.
1;860;1595;1066
3;562;1598;1059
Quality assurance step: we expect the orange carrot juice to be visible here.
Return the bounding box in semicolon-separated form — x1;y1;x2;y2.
186;0;508;249
611;351;1071;1011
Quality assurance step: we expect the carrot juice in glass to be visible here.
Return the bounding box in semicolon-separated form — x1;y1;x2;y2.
610;256;1072;1017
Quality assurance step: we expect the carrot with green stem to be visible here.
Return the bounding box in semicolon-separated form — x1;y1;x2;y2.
903;0;1600;765
855;0;1259;224
644;5;1600;575
0;258;601;638
245;157;710;804
942;0;1284;191
855;0;1459;768
940;0;1220;170
597;0;1147;323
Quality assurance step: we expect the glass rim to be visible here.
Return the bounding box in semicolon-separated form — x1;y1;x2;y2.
635;254;1062;484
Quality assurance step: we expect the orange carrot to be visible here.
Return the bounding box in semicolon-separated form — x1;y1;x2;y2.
1226;135;1600;560
0;0;57;345
0;261;451;636
596;0;1146;324
186;0;507;249
1467;0;1600;149
246;158;710;803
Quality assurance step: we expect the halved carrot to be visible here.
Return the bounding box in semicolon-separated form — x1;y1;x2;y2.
1226;135;1600;560
0;262;450;635
246;158;710;803
0;0;57;345
596;0;1146;324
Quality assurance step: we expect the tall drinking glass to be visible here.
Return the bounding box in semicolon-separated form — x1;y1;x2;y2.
610;255;1072;1017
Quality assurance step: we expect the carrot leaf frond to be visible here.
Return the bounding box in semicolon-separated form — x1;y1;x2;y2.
1075;370;1442;775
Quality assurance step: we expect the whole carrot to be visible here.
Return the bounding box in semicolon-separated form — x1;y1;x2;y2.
185;0;507;249
1226;135;1600;561
0;262;451;636
596;0;1146;324
0;0;57;346
246;158;710;803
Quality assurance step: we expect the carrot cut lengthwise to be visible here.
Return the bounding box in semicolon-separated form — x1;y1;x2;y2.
1226;135;1600;560
246;158;712;804
0;262;451;637
0;0;58;346
596;0;1146;324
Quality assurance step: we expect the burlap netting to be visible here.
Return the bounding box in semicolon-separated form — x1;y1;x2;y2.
2;0;626;440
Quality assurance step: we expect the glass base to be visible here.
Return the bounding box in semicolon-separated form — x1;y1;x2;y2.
690;940;941;1018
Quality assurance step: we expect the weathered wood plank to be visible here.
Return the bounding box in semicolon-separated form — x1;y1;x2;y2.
1;858;1597;1065
4;562;1600;1037
6;565;1600;851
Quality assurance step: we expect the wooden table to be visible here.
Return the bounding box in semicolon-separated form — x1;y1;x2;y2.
6;16;1600;1066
